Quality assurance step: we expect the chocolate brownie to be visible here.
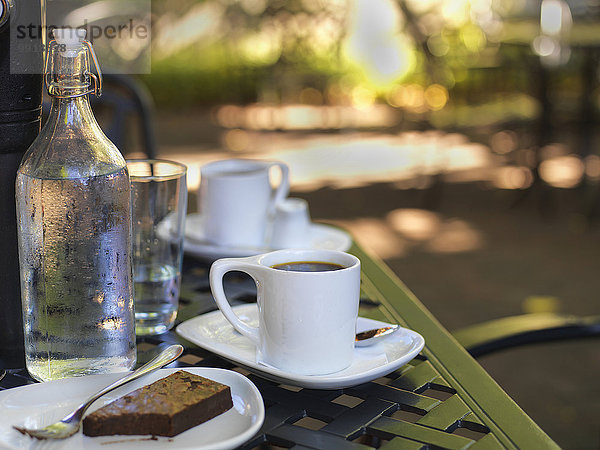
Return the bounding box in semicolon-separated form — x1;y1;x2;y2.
82;370;233;437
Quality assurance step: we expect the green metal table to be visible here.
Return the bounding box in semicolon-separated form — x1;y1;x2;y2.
0;242;559;449
348;243;558;449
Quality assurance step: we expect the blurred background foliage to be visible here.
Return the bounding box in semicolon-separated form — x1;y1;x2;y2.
144;0;552;120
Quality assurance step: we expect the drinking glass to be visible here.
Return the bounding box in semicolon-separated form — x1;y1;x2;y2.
127;159;187;335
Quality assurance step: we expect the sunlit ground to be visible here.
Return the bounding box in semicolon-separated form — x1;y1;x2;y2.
158;128;497;193
142;104;595;262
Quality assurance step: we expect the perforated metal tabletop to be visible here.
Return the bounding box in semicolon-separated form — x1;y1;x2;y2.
0;243;559;449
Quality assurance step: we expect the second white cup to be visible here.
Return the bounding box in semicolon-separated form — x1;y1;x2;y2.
199;159;289;248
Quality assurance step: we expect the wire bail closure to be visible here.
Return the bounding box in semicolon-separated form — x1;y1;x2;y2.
45;38;103;99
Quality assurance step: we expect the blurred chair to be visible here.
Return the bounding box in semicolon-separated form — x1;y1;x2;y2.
90;73;158;159
453;313;600;357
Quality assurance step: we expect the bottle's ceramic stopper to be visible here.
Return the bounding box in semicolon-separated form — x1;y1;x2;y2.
52;28;86;57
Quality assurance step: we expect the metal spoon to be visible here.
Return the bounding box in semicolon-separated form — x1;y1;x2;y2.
355;325;399;347
14;344;184;440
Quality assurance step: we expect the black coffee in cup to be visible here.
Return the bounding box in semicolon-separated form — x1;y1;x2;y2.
271;261;345;272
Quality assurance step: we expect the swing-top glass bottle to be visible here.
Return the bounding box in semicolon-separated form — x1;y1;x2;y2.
16;28;136;382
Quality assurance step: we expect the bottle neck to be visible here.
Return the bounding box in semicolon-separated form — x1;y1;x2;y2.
46;45;98;131
48;94;96;130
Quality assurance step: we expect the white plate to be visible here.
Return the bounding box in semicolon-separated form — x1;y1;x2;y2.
0;367;264;450
183;213;352;261
176;304;425;389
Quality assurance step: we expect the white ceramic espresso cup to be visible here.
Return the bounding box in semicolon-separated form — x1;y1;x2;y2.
200;159;289;248
210;249;361;375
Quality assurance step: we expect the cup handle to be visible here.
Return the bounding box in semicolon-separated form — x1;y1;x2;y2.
268;162;290;215
209;258;262;346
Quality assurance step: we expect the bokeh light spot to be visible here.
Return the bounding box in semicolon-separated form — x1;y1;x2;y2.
424;84;449;111
224;129;250;151
387;209;442;241
493;166;534;190
539;155;584;188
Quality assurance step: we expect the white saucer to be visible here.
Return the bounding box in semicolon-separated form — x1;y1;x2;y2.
0;367;264;450
183;213;352;261
176;304;425;389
